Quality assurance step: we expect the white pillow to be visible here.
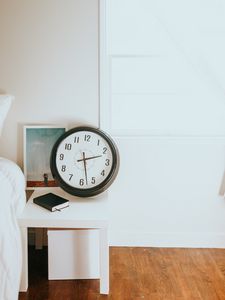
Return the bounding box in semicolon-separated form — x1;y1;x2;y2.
0;95;13;137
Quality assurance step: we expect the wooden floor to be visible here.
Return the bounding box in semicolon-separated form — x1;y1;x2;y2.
19;247;225;300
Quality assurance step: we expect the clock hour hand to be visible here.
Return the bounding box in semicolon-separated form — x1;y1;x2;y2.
77;155;102;162
82;152;88;185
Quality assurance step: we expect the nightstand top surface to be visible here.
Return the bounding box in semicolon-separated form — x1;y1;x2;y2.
18;188;108;229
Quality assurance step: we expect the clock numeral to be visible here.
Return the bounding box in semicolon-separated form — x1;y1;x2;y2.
69;174;73;181
105;159;110;166
84;134;91;142
79;179;84;186
97;139;100;146
59;154;64;160
65;143;72;150
101;170;105;176
103;147;107;154
74;136;79;143
61;165;66;172
91;177;96;184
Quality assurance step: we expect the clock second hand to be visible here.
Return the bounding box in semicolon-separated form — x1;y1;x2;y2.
82;152;88;185
77;154;102;162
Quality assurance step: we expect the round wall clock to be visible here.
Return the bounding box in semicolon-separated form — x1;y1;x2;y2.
50;126;120;197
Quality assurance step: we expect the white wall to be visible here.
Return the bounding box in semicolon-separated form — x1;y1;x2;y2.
101;0;225;247
0;0;100;266
0;0;99;165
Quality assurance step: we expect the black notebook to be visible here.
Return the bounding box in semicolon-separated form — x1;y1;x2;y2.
33;193;69;212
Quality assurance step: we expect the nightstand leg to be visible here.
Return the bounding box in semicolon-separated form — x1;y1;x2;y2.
99;228;109;294
20;227;28;292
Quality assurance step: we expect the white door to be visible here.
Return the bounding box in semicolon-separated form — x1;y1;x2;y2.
100;0;225;247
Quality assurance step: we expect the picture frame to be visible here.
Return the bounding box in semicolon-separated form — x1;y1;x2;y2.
23;125;67;189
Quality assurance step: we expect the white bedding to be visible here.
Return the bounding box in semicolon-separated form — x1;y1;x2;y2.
0;158;26;300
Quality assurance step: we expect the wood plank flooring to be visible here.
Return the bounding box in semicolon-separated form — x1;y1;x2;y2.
19;247;225;300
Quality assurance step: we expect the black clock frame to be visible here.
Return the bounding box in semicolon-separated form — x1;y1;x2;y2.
50;126;120;197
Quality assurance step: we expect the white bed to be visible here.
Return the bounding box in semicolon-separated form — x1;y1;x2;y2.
0;158;26;300
0;95;26;300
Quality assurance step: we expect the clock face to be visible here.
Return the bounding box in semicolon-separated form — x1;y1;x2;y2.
50;127;119;197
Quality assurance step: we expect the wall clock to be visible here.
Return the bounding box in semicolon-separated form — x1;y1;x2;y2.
50;126;119;197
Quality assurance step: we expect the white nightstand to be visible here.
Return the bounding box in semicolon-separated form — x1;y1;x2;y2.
18;188;109;294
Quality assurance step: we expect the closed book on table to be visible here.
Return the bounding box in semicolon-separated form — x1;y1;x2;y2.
33;193;69;212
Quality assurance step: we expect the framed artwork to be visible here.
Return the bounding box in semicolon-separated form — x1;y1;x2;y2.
23;125;66;189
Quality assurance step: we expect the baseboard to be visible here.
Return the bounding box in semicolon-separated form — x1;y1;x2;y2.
28;228;48;246
28;229;36;246
109;230;225;248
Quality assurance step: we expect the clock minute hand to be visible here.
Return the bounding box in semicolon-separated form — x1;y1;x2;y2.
82;152;88;185
77;155;102;162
